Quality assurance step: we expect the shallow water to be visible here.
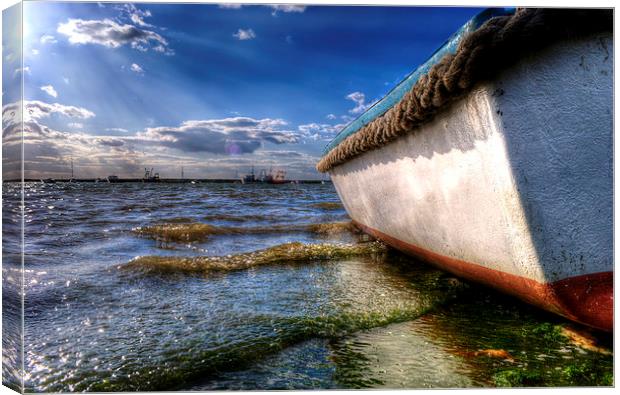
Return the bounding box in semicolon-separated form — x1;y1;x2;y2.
1;182;613;391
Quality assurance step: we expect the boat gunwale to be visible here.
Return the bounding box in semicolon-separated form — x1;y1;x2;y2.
322;7;515;156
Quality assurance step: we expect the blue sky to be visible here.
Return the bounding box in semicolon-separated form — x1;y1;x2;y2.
4;2;482;179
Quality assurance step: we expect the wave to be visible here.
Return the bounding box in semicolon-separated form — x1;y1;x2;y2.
310;202;344;210
121;241;387;275
154;217;195;223
133;221;358;243
202;213;271;223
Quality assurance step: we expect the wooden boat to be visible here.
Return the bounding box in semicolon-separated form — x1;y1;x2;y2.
317;8;613;331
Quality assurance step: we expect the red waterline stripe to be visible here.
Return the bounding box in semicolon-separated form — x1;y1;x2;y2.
352;220;613;332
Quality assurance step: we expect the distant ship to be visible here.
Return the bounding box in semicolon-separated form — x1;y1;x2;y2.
242;166;257;183
241;166;287;184
143;168;160;183
260;168;286;184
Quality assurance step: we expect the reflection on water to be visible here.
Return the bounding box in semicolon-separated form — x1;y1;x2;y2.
1;181;613;391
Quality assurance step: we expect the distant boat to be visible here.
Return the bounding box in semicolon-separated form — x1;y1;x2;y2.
242;166;287;184
242;166;257;184
317;8;612;331
260;168;286;184
41;178;56;183
106;175;119;183
142;168;160;183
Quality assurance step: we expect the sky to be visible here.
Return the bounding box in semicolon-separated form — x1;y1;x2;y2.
3;1;483;180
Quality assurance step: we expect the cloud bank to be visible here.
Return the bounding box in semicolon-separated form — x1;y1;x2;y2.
137;117;297;155
57;18;172;54
2;101;328;179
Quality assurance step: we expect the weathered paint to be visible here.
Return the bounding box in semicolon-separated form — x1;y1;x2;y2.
329;34;613;330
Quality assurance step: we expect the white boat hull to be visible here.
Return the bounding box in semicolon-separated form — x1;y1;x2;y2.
329;34;613;330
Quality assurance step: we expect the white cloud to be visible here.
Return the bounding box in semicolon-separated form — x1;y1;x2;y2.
13;66;30;77
219;3;243;9
346;91;375;114
269;5;306;15
105;127;129;133
326;114;337;120
3;101;95;125
57;18;172;54
233;28;256;41
68;122;83;129
130;63;144;74
117;4;154;28
130;12;150;27
31;49;40;55
40;85;58;98
298;122;345;141
63;77;70;84
40;34;57;44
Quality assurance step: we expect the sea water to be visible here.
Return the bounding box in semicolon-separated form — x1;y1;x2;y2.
1;182;613;391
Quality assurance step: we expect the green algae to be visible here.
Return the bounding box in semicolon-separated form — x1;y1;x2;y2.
493;357;613;388
306;221;357;236
489;320;612;387
562;361;613;385
494;370;544;387
122;241;388;275
133;221;359;243
528;322;566;343
310;202;344;210
487;313;613;387
133;223;235;242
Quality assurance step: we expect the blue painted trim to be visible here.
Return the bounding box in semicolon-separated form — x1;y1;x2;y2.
322;7;516;156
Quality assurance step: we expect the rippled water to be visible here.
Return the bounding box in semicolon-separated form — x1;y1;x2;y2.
1;182;613;391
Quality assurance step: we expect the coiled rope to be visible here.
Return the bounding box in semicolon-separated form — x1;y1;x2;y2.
317;8;612;173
